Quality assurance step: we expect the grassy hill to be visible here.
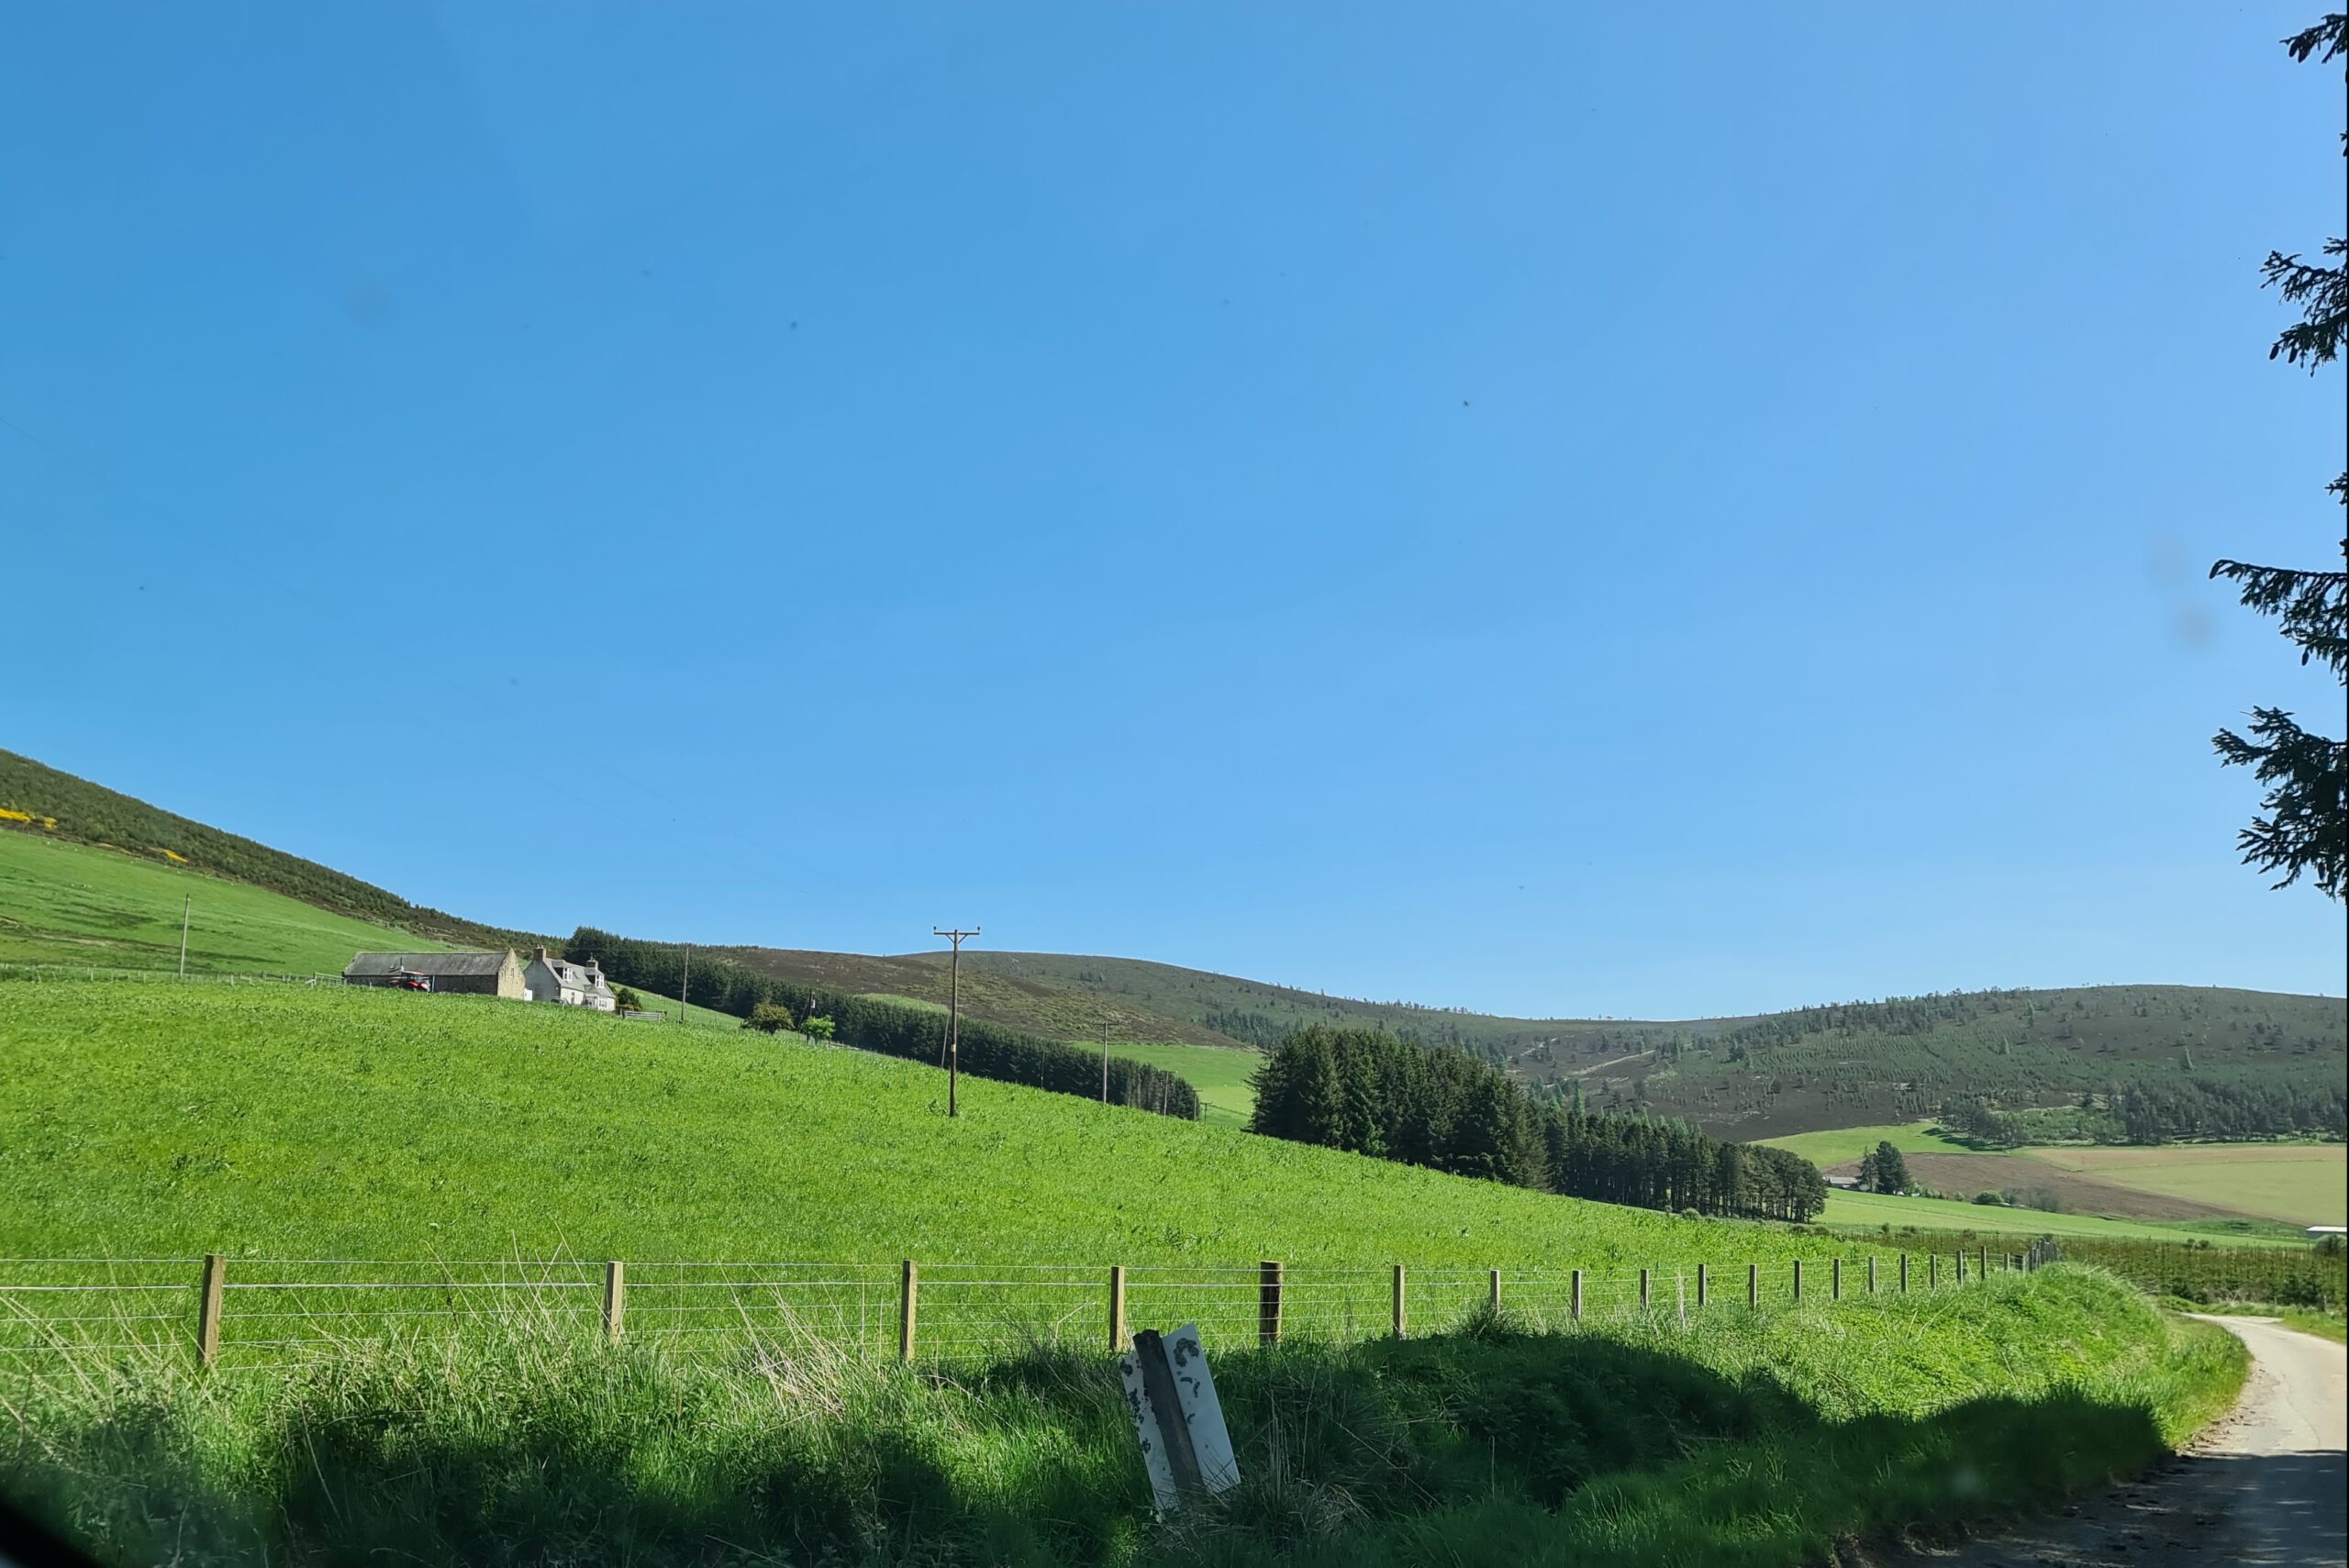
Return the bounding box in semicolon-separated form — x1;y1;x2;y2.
0;978;1816;1273
0;749;542;952
0;828;451;975
0;989;2255;1568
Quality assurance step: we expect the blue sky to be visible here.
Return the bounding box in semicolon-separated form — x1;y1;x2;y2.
4;5;2342;1018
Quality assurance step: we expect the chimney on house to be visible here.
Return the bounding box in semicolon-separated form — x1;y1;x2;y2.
536;947;550;962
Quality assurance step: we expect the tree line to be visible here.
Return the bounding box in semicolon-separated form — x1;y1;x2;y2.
1943;1075;2346;1146
1248;1025;1826;1220
574;927;1201;1120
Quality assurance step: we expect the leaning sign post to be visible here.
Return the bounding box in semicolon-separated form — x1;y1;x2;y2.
1119;1324;1239;1514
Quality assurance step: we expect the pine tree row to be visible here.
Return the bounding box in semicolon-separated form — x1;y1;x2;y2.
573;927;1202;1119
1249;1025;1826;1219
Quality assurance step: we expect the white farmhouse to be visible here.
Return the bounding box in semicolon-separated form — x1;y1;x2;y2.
523;947;617;1011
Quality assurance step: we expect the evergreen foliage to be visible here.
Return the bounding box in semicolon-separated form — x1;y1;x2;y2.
1857;1140;1910;1195
576;927;1201;1119
2209;12;2349;899
1249;1026;1826;1220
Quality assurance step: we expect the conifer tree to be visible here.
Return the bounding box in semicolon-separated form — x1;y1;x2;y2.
2210;14;2348;899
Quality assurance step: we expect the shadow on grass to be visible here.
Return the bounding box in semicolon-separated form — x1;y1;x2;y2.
4;1315;2189;1568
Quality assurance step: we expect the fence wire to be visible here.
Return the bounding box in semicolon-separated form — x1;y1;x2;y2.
0;1244;2070;1371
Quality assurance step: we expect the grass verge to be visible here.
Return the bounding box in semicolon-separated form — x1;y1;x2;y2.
0;1267;2243;1567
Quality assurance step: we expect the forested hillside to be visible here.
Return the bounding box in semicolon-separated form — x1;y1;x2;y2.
1516;986;2346;1142
784;948;2348;1145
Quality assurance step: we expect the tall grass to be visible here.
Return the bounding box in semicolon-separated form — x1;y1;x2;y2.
1;1267;2243;1567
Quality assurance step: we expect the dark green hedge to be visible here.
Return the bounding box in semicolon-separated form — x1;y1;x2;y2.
574;927;1200;1120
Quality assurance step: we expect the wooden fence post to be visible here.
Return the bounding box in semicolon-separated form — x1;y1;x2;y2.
1747;1262;1758;1307
1258;1260;1283;1347
1867;1255;1878;1294
1639;1267;1650;1311
1109;1264;1127;1351
196;1252;225;1367
602;1260;626;1343
1831;1257;1842;1301
1697;1262;1708;1308
1392;1264;1407;1339
1899;1252;1909;1292
1792;1260;1802;1303
1487;1267;1501;1314
1929;1253;1939;1288
1570;1267;1583;1322
1955;1250;1965;1284
898;1259;918;1362
1978;1247;1987;1280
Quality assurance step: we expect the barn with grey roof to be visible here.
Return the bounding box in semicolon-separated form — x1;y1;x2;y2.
342;949;525;998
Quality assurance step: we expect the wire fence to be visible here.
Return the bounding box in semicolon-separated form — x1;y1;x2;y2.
0;1243;2060;1372
0;963;343;987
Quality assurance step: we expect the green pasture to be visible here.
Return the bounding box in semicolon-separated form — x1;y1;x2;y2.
6;979;1870;1272
1757;1121;1980;1166
0;829;439;975
1080;1039;1261;1126
2021;1144;2346;1228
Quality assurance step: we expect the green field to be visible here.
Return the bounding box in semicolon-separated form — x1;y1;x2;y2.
1769;1116;2344;1235
0;828;444;975
1758;1121;1979;1166
1085;1039;1262;1126
2021;1143;2346;1228
0;830;747;1029
0;979;1831;1271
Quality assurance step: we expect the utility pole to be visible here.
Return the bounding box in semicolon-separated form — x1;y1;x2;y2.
178;895;190;977
1103;1039;1110;1104
932;927;979;1117
679;944;692;1024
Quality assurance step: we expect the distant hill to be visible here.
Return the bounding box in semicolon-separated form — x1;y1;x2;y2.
6;747;2342;1144
1497;984;2344;1141
732;949;2344;1142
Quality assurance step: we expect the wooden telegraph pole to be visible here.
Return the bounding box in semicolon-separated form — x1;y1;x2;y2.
932;927;979;1117
179;895;191;977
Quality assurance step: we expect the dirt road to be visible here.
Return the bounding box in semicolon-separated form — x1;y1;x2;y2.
1880;1315;2344;1566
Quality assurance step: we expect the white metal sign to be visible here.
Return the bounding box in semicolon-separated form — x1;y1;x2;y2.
1117;1323;1239;1513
